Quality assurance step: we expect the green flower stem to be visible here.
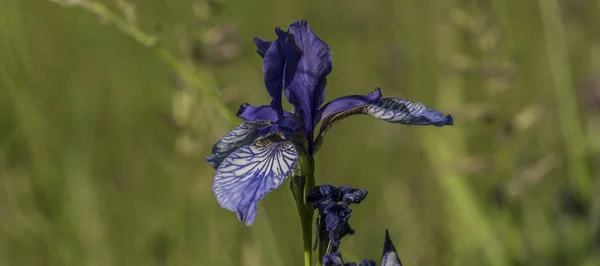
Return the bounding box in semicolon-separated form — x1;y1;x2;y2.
292;155;316;266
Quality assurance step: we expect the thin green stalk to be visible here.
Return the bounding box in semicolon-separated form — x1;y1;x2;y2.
292;155;316;266
539;0;591;199
303;156;315;266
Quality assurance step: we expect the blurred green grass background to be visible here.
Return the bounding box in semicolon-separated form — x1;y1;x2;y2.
2;0;600;265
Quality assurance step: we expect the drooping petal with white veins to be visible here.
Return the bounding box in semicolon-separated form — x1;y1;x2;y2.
213;134;298;225
205;121;272;169
313;96;453;153
367;98;454;126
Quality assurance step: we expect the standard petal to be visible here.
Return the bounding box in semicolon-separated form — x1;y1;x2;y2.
253;37;272;58
317;87;327;110
315;88;382;125
212;134;298;225
284;20;333;133
262;28;290;116
205;121;272;169
236;103;279;122
368;98;454;126
381;230;402;266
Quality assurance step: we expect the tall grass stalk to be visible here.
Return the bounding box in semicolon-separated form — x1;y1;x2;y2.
539;0;591;199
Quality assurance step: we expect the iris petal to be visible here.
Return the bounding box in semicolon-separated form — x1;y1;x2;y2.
206;121;273;169
261;29;290;117
317;87;327;111
359;261;377;266
284;20;332;134
315;88;382;125
253;37;272;58
322;252;345;266
212;134;298;225
236;103;279;122
314;95;453;153
381;230;402;266
368;98;454;126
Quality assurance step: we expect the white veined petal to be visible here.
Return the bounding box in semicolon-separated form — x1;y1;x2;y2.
206;121;272;169
212;137;298;225
314;97;452;153
367;98;453;126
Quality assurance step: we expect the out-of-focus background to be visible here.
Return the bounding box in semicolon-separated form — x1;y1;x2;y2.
2;0;600;265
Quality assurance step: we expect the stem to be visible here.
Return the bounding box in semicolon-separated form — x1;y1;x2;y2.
291;155;316;266
303;156;315;266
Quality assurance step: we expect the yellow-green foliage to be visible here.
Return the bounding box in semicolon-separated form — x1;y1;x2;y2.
2;0;600;265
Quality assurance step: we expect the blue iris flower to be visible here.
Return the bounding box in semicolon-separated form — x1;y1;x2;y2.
322;230;403;266
307;185;368;249
206;20;453;225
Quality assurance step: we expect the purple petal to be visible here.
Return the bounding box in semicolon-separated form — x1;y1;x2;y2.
236;103;279;122
322;252;345;266
381;230;402;266
368;98;454;126
317;87;327;110
359;261;376;266
314;94;453;153
212;135;298;225
205;121;272;169
253;37;272;58
315;88;382;125
284;20;332;133
261;28;292;116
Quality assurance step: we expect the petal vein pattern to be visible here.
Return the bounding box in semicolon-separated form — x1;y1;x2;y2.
206;121;272;169
213;135;299;225
314;97;452;153
367;98;453;126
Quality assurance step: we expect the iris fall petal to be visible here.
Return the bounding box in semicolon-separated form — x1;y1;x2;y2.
205;121;273;169
212;134;298;225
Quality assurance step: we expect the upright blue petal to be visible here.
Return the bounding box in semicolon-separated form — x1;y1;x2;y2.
284;20;333;134
368;98;454;126
262;28;290;117
317;87;328;111
212;134;298;225
205;121;272;169
253;37;272;58
381;230;402;266
237;103;279;122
